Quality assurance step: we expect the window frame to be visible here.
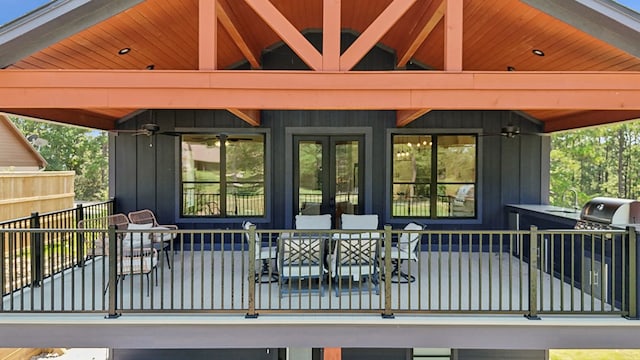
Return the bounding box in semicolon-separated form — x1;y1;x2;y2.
178;129;270;221
387;129;482;223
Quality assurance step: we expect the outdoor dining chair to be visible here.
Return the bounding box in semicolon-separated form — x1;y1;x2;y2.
380;222;424;283
243;221;278;283
330;213;381;296
278;232;326;297
79;213;158;296
127;209;177;269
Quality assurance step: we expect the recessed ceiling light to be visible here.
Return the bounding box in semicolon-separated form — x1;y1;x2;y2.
146;64;155;70
506;66;516;71
118;47;131;55
532;49;545;56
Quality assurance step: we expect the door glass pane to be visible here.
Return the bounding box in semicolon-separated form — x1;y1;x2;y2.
335;140;359;216
392;135;432;217
298;141;323;214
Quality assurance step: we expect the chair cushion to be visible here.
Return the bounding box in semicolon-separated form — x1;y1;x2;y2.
341;214;378;230
295;214;332;230
398;222;424;254
123;222;153;248
149;226;175;241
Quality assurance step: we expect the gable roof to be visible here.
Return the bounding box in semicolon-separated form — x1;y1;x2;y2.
0;0;639;132
0;114;47;170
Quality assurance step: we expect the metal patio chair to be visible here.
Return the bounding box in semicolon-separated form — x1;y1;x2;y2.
278;232;326;297
380;222;424;283
243;221;278;283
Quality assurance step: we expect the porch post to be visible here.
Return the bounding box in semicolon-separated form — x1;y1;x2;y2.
75;203;85;266
526;226;540;320
246;224;258;318
323;347;341;360
627;226;637;319
106;225;120;318
382;225;394;318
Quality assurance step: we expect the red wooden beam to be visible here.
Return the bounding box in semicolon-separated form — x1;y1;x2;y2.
544;110;640;132
243;0;322;70
323;0;341;71
396;0;445;68
1;70;640;111
397;109;431;127
226;108;260;126
340;0;415;71
198;0;217;70
444;0;463;71
217;0;260;69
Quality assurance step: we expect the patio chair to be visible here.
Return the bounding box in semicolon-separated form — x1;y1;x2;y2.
330;214;381;295
78;213;130;257
78;214;158;296
243;221;278;283
278;232;326;297
127;209;177;269
380;222;424;283
330;231;380;296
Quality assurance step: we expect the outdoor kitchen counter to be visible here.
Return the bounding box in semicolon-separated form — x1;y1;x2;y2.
505;204;581;230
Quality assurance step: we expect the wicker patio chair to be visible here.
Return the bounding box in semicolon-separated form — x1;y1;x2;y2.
127;209;177;268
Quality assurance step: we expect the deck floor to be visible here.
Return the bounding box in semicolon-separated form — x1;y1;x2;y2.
2;250;614;314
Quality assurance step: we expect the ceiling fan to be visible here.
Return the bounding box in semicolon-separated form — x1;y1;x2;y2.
479;125;550;138
109;123;180;147
479;112;550;138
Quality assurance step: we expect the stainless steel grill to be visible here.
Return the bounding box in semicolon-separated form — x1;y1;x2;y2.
575;197;640;229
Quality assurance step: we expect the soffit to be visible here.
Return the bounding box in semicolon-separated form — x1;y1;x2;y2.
1;0;640;131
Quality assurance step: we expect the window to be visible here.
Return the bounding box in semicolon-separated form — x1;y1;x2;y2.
181;134;265;217
392;134;476;218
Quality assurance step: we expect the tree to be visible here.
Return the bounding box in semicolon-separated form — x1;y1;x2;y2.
10;117;108;201
550;120;640;206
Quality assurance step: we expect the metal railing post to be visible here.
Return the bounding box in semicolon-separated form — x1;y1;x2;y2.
627;226;637;319
75;203;85;266
246;225;258;318
0;229;4;304
526;225;541;320
106;225;120;318
29;212;43;287
382;225;394;318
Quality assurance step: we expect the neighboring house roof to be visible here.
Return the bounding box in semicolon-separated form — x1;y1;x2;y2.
0;0;638;131
0;114;47;170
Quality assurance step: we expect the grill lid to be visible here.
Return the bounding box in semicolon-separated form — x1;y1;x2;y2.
580;197;640;225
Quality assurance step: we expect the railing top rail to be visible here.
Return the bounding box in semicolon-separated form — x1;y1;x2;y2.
0;199;113;227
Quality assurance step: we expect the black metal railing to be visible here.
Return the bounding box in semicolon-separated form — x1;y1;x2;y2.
1;224;636;319
0;200;114;295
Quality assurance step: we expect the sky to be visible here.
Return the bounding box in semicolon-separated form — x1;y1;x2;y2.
0;0;639;27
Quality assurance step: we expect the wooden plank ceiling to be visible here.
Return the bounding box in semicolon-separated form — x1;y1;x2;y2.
2;0;640;131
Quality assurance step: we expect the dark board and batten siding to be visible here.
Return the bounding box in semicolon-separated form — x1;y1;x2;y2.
110;31;548;232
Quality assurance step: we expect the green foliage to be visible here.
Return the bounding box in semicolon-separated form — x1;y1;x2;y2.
550;121;640;206
550;349;640;360
10;116;108;201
